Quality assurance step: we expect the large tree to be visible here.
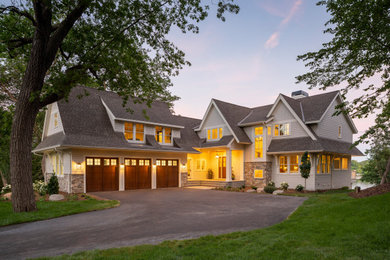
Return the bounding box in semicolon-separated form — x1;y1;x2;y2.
0;0;239;212
296;0;390;182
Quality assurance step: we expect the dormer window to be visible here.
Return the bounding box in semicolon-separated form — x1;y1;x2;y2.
124;122;144;142
207;128;223;140
53;113;58;128
274;124;290;136
338;126;342;138
156;126;172;144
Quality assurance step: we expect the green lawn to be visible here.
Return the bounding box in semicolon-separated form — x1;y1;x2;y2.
39;191;390;260
0;198;118;226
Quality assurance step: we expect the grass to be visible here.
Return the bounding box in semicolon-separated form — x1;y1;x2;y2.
0;198;118;227
37;191;390;260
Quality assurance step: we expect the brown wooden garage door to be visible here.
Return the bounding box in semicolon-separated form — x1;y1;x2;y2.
124;158;151;190
156;159;179;188
86;157;119;192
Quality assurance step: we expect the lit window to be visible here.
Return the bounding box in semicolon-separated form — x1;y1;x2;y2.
280;124;290;136
327;155;331;173
168;160;172;166
342;158;348;170
156;126;163;143
334;157;341;170
207;128;223;140
267;126;271;135
290;155;299;173
131;159;137;166
161;160;166;166
212;128;218;139
87;158;93;166
104;159;110;166
219;128;223;138
255;127;263;135
274;125;279;136
94;158;101;166
196;159;206;171
156;160;161;166
207;130;211;140
317;155;321;173
201;160;206;171
139;160;144;166
125;159;130;166
254;169;263;178
165;128;172;144
338;126;342;138
196;159;200;170
111;159;117;166
279;156;287;173
54;113;58;128
255;137;263;158
145;160;150;166
172;160;177;166
135;124;144;142
124;122;134;140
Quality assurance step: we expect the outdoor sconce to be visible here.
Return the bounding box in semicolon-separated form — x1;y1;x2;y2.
120;164;125;168
76;163;82;170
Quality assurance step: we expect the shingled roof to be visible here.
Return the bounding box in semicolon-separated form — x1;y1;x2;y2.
34;86;201;153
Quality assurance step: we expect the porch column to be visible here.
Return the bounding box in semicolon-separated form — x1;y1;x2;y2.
152;165;157;189
119;157;124;191
226;149;232;181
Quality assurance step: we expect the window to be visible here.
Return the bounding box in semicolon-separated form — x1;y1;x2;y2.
125;159;130;166
54;154;63;176
338;126;342;138
274;125;279;136
155;126;172;144
196;159;206;171
255;127;263;135
207;127;223;140
131;159;137;166
279;124;290;136
145;160;150;166
94;158;101;166
267;126;271;135
172;160;177;166
334;157;341;170
254;169;264;178
139;160;144;166
111;159;117;166
290;155;299;173
104;159;110;166
327;155;331;173
342;158;348;170
255;137;263;158
156;160;161;166
124;122;144;142
87;158;93;166
279;156;287;173
320;155;330;174
53;113;58;128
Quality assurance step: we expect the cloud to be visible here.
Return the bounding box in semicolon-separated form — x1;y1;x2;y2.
264;0;303;49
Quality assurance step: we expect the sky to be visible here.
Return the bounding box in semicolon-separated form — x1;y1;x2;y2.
167;0;376;161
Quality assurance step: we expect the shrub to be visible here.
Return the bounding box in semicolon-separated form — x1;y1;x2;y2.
268;181;275;187
232;173;235;180
251;186;258;190
207;169;214;179
1;184;11;194
264;185;277;194
281;182;289;191
47;175;59;195
295;184;304;192
33;180;47;196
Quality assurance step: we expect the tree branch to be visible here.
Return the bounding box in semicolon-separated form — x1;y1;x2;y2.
0;84;18;102
5;37;33;51
0;6;37;26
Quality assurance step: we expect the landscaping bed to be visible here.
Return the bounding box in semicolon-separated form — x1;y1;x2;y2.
349;183;390;198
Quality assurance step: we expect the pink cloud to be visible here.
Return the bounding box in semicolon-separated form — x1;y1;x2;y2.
264;32;280;49
281;0;303;25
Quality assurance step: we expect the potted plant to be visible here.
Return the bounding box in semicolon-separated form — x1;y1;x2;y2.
207;169;214;179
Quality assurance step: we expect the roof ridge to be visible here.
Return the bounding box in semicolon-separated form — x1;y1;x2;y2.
212;98;251;110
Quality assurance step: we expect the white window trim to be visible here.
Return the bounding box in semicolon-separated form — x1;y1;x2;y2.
206;127;223;141
124;123;145;143
278;155;300;174
155;127;173;145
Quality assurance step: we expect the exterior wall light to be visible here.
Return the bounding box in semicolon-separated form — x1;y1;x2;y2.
76;163;82;170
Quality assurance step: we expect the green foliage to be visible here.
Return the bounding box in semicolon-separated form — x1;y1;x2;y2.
33;180;47;196
207;169;214;179
300;152;311;180
47;175;59;195
361;144;390;184
268;181;275;187
296;0;390;146
295;184;304;192
351;160;368;174
280;181;289;191
1;184;11;194
264;185;277;194
251;186;257;190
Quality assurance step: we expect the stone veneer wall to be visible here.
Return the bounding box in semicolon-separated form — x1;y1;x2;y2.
180;172;188;187
71;175;84;193
244;162;272;188
44;172;69;193
45;172;84;193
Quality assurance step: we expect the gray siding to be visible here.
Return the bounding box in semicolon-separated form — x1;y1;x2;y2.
198;105;231;139
313;99;353;143
46;102;64;136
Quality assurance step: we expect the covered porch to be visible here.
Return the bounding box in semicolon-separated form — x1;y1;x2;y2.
186;147;244;187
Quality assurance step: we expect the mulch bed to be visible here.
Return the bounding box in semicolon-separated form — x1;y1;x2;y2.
349;183;390;198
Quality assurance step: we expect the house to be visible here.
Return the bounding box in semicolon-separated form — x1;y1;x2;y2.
34;87;363;193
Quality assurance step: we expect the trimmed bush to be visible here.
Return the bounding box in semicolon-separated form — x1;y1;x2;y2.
296;184;304;192
251;186;257;190
33;180;47;196
264;185;277;194
268;181;275;187
47;175;59;195
207;169;214;179
281;182;289;191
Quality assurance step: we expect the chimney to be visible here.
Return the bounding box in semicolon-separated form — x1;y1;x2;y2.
291;90;309;99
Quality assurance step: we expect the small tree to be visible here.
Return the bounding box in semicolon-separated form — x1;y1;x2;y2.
300;152;311;189
47;175;59;195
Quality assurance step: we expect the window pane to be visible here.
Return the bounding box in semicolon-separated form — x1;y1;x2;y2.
342;158;348;170
255;137;263;158
322;155;327;173
254;169;263;178
172;160;177;166
124;122;133;140
327;155;331;173
274;125;279;136
212;128;218;139
135;124;144;142
139;160;144;166
125;159;130;166
156;126;163;143
87;158;93;166
207;129;211;140
156;160;161;166
219;128;223;138
279;156;287;173
94;158;101;166
131;159;137;166
255;127;263;136
111;159;117;166
54;113;58;127
165;128;172;144
145;160;150;166
201;160;206;170
290;155;299;173
104;159;110;166
334;158;341;169
280;124;290;136
168;160;172;166
161;160;166;166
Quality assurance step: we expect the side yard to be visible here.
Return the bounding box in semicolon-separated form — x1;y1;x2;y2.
39;191;390;259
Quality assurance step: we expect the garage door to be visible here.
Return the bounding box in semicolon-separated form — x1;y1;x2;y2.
156;159;179;188
124;158;151;190
86;157;119;192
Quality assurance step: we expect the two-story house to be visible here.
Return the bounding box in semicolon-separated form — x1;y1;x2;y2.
34;87;363;193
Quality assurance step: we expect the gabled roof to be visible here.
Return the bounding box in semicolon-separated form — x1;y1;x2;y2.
238;104;273;126
211;99;252;144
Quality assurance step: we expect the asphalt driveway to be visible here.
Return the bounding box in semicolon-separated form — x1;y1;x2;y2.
0;188;306;259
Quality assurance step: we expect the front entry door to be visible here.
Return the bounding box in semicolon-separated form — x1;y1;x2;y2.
218;156;226;179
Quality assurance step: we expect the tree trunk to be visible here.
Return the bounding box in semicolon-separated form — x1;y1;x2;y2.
380;156;390;185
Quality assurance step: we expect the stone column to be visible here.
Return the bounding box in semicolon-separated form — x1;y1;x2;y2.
226;149;232;181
